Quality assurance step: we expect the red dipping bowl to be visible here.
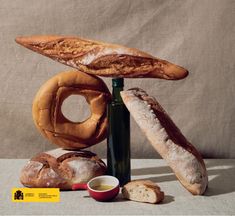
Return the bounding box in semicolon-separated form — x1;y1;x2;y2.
72;175;120;202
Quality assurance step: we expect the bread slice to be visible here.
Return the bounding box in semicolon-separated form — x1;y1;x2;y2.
122;180;164;204
15;35;188;80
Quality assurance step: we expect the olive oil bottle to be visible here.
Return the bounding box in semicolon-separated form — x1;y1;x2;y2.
107;78;130;186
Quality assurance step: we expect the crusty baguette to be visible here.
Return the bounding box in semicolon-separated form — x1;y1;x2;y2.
120;88;208;195
15;35;188;80
122;180;164;204
20;148;106;190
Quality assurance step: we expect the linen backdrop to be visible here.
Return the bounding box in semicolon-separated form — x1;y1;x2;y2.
0;0;234;158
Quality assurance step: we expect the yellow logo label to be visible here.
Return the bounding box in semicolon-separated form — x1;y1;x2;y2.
12;188;60;202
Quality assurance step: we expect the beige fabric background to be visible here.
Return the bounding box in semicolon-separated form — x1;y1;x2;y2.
0;0;234;159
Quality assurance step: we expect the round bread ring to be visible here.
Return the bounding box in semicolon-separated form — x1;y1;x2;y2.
32;70;111;149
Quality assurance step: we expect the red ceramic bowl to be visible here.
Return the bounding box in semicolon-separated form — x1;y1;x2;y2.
72;175;120;202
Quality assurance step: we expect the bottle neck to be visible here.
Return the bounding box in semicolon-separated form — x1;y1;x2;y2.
112;78;124;103
112;86;123;103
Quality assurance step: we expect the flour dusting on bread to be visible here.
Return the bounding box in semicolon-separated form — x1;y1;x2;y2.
46;148;72;158
79;47;130;65
67;158;102;183
121;88;208;195
22;161;43;178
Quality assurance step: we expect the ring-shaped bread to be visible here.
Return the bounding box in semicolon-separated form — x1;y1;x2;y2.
32;70;111;149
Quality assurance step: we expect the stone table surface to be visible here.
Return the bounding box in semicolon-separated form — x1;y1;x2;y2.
0;159;235;215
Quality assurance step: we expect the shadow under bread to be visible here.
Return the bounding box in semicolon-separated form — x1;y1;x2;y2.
131;160;235;196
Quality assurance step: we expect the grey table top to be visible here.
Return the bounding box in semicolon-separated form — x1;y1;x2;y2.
0;159;235;215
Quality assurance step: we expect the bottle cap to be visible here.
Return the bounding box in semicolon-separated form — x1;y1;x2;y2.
112;78;124;87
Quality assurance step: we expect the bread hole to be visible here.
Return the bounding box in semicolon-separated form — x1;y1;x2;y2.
61;95;91;123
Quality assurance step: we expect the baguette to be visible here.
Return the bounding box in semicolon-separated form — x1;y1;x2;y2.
120;88;208;195
122;180;164;204
15;35;188;80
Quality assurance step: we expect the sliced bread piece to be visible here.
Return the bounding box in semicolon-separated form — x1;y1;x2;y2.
122;180;164;204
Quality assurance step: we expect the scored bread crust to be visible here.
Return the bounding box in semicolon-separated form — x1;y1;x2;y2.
120;88;208;195
20;148;106;190
122;180;164;204
32;70;111;149
15;35;188;80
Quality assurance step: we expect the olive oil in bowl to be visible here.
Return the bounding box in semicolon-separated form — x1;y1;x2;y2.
92;185;114;191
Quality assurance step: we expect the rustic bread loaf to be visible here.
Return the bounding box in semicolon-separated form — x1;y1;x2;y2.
20;148;106;190
120;88;208;195
122;180;164;204
15;35;188;80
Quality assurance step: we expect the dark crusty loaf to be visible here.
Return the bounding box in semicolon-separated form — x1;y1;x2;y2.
20;148;106;190
122;180;164;204
15;35;188;80
121;88;208;195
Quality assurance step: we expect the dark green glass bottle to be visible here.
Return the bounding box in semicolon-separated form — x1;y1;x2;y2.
107;78;130;186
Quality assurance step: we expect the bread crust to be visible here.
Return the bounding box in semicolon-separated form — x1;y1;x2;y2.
121;88;208;195
15;35;188;80
122;180;164;204
32;70;111;149
20;148;106;190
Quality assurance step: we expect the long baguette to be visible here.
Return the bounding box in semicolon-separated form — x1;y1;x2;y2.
15;35;188;80
120;88;208;195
